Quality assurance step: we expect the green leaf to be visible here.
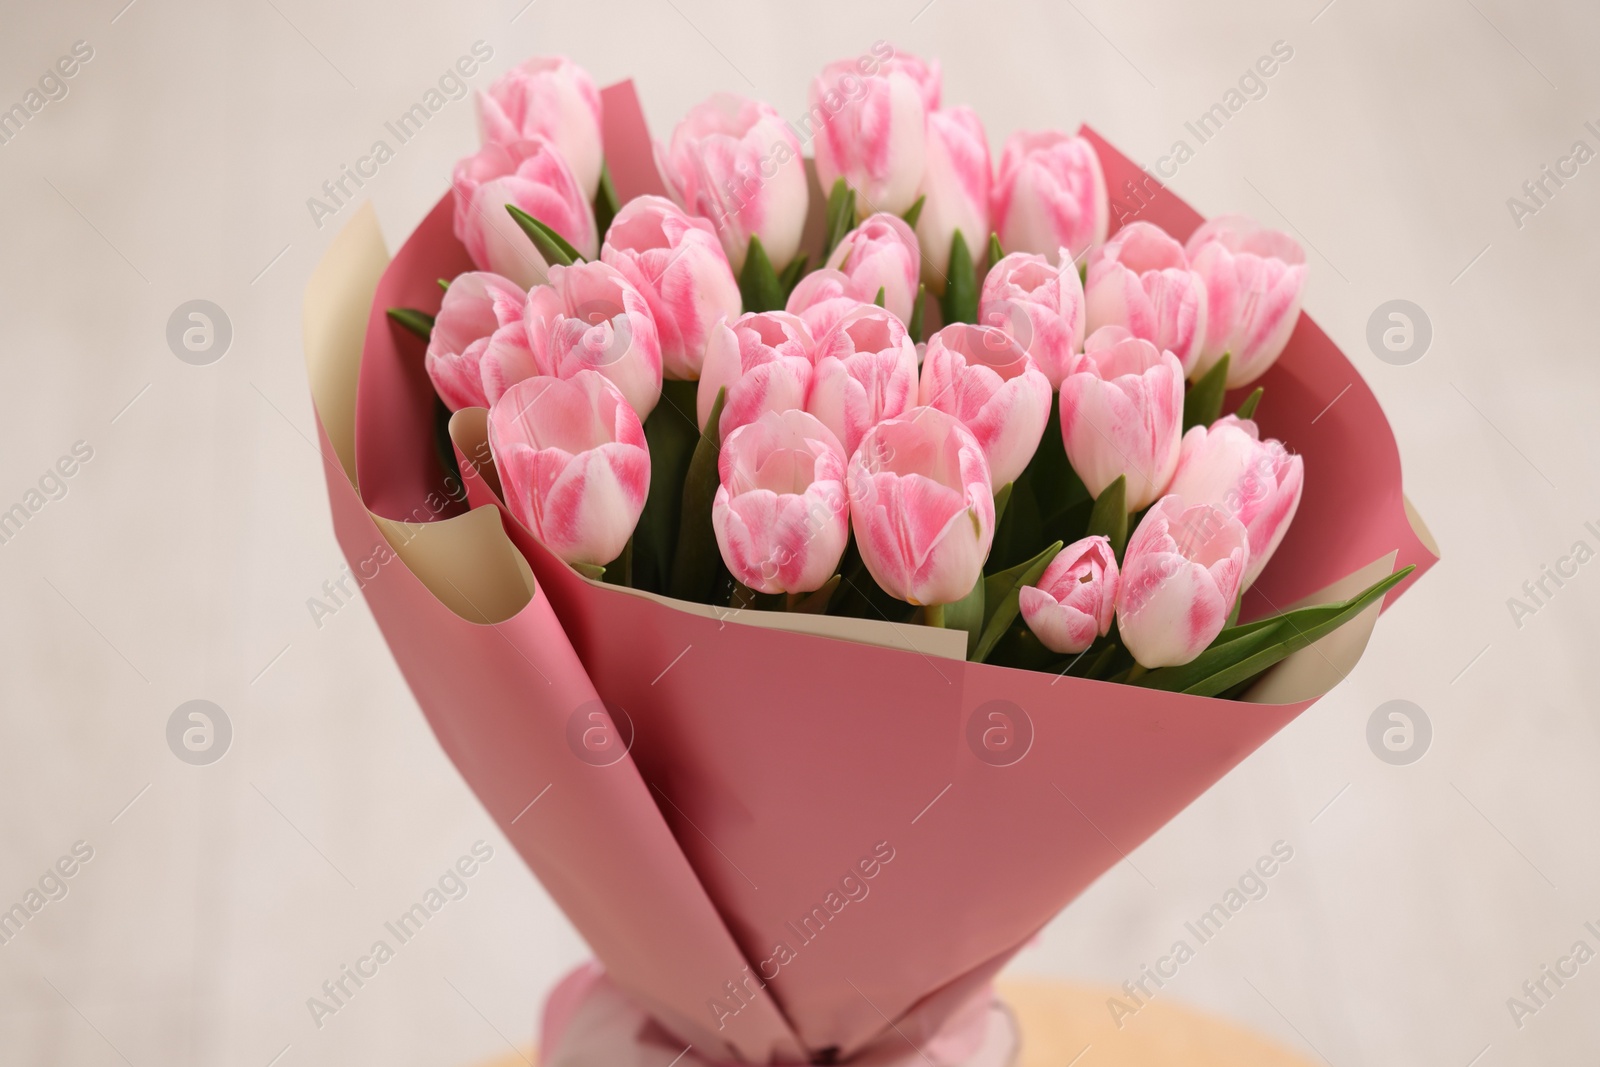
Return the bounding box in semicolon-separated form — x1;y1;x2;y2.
1086;475;1128;558
988;232;1004;266
437;277;451;292
669;387;727;603
908;282;926;340
594;162;621;239
942;575;986;658
940;230;977;325
571;561;605;580
1134;566;1416;697
633;379;700;594
778;254;810;299
789;575;841;614
901;194;926;230
1235;386;1263;420
823;178;856;259
506;204;582;267
739;236;784;313
1183;353;1231;431
973;540;1062;662
386;307;434;342
993;482;1015;529
873;286;886;308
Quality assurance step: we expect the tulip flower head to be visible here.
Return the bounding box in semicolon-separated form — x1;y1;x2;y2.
1058;327;1185;511
918;323;1052;487
713;409;850;595
487;371;651;568
914;106;991;290
847;407;995;607
811;54;930;216
452;136;598;290
979;249;1087;388
476;56;605;198
824;213;921;327
806;305;920;459
425;272;529;412
520;261;663;421
991;131;1109;265
698;311;815;437
1184;214;1308;387
1116;496;1249;668
1019;535;1120;654
1084;221;1209;375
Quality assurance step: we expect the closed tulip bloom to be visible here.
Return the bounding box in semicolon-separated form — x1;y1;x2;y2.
1166;415;1304;589
915;107;991;291
698;311;815;437
452;137;598;290
1116;496;1249;668
824;213;921;327
659;93;809;273
1184;215;1308;387
978;249;1086;388
786;268;872;342
810;56;928;216
1059;328;1184;510
807;305;919;458
713;409;850;595
919;323;1051;487
476;56;605;198
1019;535;1119;654
881;51;942;110
487;371;650;568
522;261;662;420
848;407;995;606
425;272;528;411
601;195;741;381
1084;222;1208;375
991;131;1109;264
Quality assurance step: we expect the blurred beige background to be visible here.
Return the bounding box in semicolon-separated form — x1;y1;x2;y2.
2;0;1597;1064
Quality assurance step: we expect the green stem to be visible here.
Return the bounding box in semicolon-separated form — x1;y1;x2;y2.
923;603;946;628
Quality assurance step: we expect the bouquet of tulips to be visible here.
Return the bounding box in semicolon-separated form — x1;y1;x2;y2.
304;44;1435;1067
402;49;1404;692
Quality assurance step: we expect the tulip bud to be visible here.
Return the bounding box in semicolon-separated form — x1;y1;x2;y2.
978;249;1086;388
425;272;528;411
601;195;742;381
658;93;809;272
824;213;921;327
520;261;662;420
786;268;872;343
811;55;929;216
476;56;605;199
848;407;995;606
1116;496;1249;668
1165;416;1303;589
919;323;1051;487
487;371;650;568
914;107;991;291
1184;215;1308;387
713;409;850;595
807;305;919;458
1019;535;1119;654
1084;222;1208;375
991;131;1109;264
698;311;814;437
1058;328;1184;511
452;137;598;290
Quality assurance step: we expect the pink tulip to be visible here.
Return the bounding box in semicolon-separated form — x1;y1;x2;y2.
810;56;928;216
1059;327;1184;510
824;213;921;327
476;56;605;198
918;323;1051;487
785;268;872;342
519;261;662;420
1116;496;1249;668
713;409;850;595
600;195;742;381
1084;222;1208;375
914;107;991;291
1165;415;1304;589
424;272;527;411
658;93;809;272
452;137;598;290
698;311;814;437
848;407;995;607
978;250;1086;388
991;131;1108;264
487;371;650;568
806;305;919;458
881;51;942;110
1019;535;1119;654
1184;215;1308;387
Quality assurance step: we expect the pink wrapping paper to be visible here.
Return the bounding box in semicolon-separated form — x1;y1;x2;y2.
304;81;1436;1064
